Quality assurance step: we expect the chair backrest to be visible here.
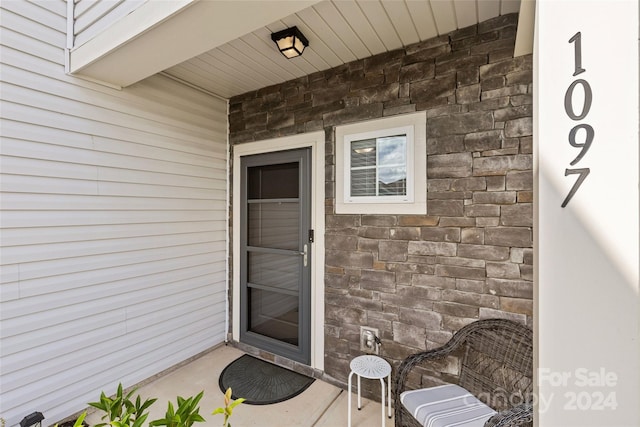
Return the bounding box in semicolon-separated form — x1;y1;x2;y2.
455;319;533;412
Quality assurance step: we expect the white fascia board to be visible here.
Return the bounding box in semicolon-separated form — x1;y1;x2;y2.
70;0;320;89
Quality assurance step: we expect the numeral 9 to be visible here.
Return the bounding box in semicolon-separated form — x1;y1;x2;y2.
568;124;594;166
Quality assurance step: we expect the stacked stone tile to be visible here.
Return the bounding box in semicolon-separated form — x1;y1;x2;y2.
229;13;532;391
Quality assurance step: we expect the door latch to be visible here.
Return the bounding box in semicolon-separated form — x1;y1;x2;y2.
301;244;308;267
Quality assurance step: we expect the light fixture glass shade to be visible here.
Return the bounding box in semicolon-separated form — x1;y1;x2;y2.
293;37;306;55
271;26;308;58
276;35;295;51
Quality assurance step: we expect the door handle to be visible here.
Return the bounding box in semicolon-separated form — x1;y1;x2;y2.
300;244;308;267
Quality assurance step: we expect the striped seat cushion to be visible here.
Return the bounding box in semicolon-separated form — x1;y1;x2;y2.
400;384;497;427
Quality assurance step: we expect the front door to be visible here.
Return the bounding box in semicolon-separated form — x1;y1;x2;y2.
239;148;312;364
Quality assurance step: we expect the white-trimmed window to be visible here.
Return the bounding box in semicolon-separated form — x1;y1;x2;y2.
335;111;427;214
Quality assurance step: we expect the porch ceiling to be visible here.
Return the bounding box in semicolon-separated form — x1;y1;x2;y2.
72;0;531;99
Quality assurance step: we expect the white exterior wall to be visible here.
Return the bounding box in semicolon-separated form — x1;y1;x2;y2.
535;1;639;426
0;1;228;425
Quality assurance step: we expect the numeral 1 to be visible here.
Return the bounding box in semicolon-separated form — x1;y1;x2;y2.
569;32;586;76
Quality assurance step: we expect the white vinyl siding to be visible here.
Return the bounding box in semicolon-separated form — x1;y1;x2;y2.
0;1;228;426
73;0;145;47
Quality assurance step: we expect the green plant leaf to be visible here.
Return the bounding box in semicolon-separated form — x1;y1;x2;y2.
228;398;245;410
212;388;242;427
88;392;111;414
72;412;87;427
131;413;148;427
133;395;157;421
88;383;157;427
124;386;137;403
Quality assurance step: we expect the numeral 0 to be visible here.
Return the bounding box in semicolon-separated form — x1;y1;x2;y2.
564;79;593;120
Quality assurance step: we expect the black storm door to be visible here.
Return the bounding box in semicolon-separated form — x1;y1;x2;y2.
239;148;312;364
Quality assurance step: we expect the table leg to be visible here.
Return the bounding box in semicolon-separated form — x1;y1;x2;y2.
348;370;354;427
357;374;362;410
379;378;385;427
387;373;392;418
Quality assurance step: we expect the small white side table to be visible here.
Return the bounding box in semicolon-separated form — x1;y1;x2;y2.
347;355;392;427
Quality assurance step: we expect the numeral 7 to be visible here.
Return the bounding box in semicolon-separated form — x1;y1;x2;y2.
561;168;590;208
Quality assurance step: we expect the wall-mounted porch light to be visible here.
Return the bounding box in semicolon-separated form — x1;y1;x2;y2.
271;26;309;58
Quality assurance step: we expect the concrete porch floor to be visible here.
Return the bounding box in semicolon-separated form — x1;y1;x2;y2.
85;345;393;427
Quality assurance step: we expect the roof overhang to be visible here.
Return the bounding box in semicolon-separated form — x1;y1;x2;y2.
69;0;321;88
69;0;535;93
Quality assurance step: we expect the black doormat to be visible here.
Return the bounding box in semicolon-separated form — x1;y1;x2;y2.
219;355;315;405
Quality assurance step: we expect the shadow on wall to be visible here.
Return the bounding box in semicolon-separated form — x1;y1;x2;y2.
537;161;639;426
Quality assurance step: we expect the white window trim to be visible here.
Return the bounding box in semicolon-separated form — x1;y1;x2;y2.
335;111;427;214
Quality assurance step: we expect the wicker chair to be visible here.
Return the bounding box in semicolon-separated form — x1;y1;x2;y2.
394;319;533;427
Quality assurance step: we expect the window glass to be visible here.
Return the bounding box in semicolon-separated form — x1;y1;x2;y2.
349;135;407;197
377;135;407;196
350;138;376;196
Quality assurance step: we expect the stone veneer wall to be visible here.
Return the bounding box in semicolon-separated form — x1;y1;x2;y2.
229;13;532;393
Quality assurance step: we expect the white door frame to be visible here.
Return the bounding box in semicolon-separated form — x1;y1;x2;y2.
232;131;325;370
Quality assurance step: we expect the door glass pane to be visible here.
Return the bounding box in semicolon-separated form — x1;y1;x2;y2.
249;287;299;345
248;202;299;250
248;163;299;199
248;252;299;292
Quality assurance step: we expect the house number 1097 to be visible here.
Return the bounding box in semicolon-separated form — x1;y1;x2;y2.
562;32;592;208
